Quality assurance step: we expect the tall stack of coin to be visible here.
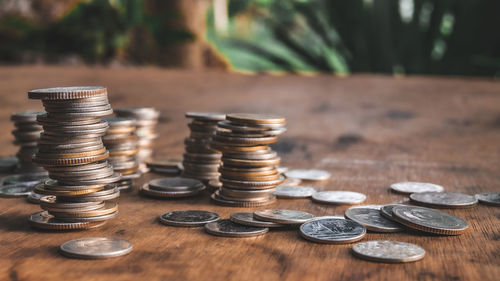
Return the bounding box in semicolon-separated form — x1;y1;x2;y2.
210;113;286;207
114;107;159;172
27;87;121;230
182;112;225;182
103;117;140;190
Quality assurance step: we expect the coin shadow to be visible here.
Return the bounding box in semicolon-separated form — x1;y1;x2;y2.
0;212;34;233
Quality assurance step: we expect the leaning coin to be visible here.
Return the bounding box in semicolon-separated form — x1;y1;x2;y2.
59;237;133;259
344;205;403;232
299;218;366;244
204;219;268;237
390;182;444;194
159;210;220;227
253;209;315;225
27;192;44;204
284;169;330;182
475;192;500;207
379;204;406;221
392;205;468;235
278;177;301;186
0;183;35;198
352;240;425;263
312;191;366;205
409;192;477;208
274;185;316;199
230;212;286;228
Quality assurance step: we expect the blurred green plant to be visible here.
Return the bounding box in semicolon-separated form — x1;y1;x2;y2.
206;0;500;76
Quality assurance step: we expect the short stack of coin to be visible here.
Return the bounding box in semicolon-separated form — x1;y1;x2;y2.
10;111;48;180
114;107;159;172
103;117;140;190
27;86;121;230
182;112;225;182
210;113;286;207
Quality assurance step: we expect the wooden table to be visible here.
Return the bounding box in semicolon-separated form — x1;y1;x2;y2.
0;66;499;281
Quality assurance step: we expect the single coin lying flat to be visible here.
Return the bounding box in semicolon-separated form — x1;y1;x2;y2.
300;218;366;244
204;219;269;237
409;192;477;208
59;237;133;259
390;181;444;194
253;209;315;225
312;191;366;205
159;210;220;227
284;169;331;182
274;185;316;199
352;240;425;263
0;183;38;198
344;205;403;233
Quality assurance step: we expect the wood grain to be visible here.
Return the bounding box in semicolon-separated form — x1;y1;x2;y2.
0;66;499;281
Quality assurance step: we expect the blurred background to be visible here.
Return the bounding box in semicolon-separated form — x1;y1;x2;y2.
0;0;499;77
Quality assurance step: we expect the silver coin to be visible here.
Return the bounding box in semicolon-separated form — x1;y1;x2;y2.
185;112;226;121
312;191;366;205
475;192;500;206
27;192;44;204
300;218;366;244
284;169;331;182
0;156;18;173
0;183;35;198
379;204;406;221
148;177;204;191
274;185;316;198
278;177;301;186
409;192;477;208
391;182;444;194
230;212;286;228
59;237;133;259
253;209;315;225
204;219;268;237
344;205;403;232
159;210;220;227
352;240;425;263
392;205;468;235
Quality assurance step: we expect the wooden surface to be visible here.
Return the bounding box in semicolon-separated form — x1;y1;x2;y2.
0;66;499;281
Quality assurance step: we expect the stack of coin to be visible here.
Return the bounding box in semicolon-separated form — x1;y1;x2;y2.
114;107;159;172
103;117;140;190
182;112;225;182
27;86;121;230
210;113;286;207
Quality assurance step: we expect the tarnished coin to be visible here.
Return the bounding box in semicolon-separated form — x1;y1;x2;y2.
0;183;35;198
390;182;444;194
0;156;18;173
253;209;315;225
230;212;286;228
159;210;220;227
59;237;133;259
392;205;468;235
204;219;269;237
284;169;331;182
28;211;107;230
352;240;425;263
312;191;366;205
274;185;316;199
409;192;477;208
344;205;403;232
379;204;406;221
475;192;500;206
299;218;366;244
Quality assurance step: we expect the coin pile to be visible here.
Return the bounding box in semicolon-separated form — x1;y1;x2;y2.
140;177;205;198
182;112;225;182
114;107;159;172
27;86;121;230
103;117;140;190
210;113;286;207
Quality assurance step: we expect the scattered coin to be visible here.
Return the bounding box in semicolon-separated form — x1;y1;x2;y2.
344;205;403;232
352;240;425;263
392;205;468;235
475;192;500;206
230;212;286;228
390;182;444;194
300;218;366;244
409;192;477;208
312;191;366;205
253;209;314;225
204;219;269;237
159;210;220;227
274;185;316;199
379;204;406;221
0;183;36;198
59;237;133;259
284;169;331;182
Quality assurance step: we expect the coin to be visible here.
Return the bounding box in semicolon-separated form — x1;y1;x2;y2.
390;182;444;194
278;177;301;186
27;192;44;204
299;218;366;244
226;113;285;125
379;204;406;221
409;192;477;208
185;112;226;121
253;209;315;225
59;237;133;259
28;211;107;230
28;86;107;100
274;185;316;198
344;205;403;232
475;192;500;206
284;169;331;182
312;191;366;205
352;240;425;263
392;205;468;235
230;212;285;228
141;177;206;198
159;210;220;227
210;191;277;207
0;183;35;197
204;219;269;237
